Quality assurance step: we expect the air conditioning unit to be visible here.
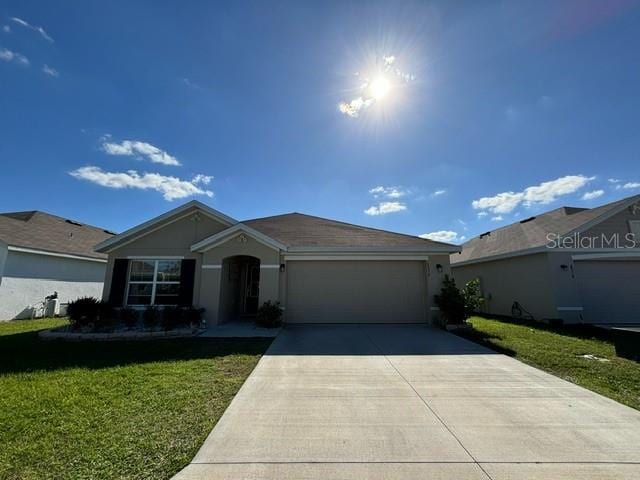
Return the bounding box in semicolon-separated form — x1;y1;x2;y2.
45;298;60;317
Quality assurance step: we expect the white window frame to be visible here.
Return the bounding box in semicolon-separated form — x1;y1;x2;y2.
125;259;181;307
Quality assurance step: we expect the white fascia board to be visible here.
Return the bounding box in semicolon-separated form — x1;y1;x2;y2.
191;224;287;252
452;246;640;267
95;200;238;253
571;250;640;261
286;245;460;254
8;245;107;263
284;254;430;261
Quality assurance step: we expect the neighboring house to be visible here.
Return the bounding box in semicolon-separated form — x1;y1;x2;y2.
95;201;460;325
0;211;116;320
452;194;640;325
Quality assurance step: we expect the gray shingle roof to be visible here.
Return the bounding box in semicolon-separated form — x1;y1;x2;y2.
243;213;457;250
452;195;639;264
0;211;116;260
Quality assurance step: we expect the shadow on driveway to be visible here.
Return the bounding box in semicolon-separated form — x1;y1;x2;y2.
267;324;500;356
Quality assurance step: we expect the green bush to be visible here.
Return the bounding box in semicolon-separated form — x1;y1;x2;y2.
256;301;283;328
434;276;466;325
93;302;117;332
183;306;205;327
142;306;160;330
67;297;102;330
434;276;485;326
462;278;484;314
161;306;183;331
119;308;139;329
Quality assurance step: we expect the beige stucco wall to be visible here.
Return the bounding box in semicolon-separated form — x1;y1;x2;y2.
426;254;452;324
581;203;640;243
452;253;558;321
102;212;229;306
200;234;281;324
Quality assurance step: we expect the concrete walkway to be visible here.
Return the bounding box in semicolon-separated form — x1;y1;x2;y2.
174;324;640;479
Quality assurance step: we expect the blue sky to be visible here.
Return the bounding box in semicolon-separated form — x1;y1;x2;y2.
1;0;639;243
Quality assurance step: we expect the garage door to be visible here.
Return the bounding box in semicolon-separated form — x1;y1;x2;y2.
285;260;427;323
575;260;640;324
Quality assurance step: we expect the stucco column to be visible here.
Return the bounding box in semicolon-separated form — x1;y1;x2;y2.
259;266;280;307
427;255;451;324
199;267;222;325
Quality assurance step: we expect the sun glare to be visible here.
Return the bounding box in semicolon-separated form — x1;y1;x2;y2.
369;76;391;100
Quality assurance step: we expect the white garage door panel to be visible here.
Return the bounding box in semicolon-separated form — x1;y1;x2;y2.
286;261;427;323
575;260;640;324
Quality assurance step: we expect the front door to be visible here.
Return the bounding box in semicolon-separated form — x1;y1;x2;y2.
242;263;260;315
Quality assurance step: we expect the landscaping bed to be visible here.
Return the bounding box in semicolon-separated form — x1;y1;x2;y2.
455;316;640;411
0;317;272;479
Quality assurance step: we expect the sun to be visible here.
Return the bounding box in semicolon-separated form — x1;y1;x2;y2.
369;76;391;100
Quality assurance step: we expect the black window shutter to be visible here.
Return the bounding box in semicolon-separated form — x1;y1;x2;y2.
178;259;196;306
108;259;129;306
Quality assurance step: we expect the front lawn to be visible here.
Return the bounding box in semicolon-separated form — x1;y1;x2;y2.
458;316;640;411
0;318;272;480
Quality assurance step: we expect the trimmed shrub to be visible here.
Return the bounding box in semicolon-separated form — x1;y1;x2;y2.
462;278;484;314
120;308;139;329
142;306;160;330
434;275;466;325
256;301;283;328
435;276;486;326
67;297;102;330
183;306;205;328
161;306;183;331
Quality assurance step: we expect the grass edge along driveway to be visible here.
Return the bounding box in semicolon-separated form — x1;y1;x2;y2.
457;316;640;411
0;318;272;480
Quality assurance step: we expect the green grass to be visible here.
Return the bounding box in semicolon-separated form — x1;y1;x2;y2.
458;316;640;410
0;318;272;480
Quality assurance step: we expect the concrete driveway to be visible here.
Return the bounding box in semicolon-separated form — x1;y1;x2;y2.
174;324;640;479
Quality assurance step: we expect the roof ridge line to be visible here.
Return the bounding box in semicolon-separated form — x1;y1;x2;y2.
245;211;454;246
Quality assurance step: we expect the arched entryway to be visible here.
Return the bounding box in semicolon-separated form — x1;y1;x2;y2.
219;255;261;321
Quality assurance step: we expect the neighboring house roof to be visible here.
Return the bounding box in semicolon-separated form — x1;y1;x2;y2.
0;211;116;260
453;194;640;265
243;213;459;252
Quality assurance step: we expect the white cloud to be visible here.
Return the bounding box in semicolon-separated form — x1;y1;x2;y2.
419;230;461;243
0;47;29;66
11;17;54;42
69;166;213;201
608;178;620;184
338;54;415;118
369;185;407;199
192;174;212;185
491;215;504;222
621;182;640;189
102;139;181;166
477;211;488;218
364;201;407;216
431;189;447;197
522;175;594;205
182;77;203;90
339;97;373;118
472;175;594;214
2;25;10;34
473;191;524;214
581;189;604;200
42;64;59;77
